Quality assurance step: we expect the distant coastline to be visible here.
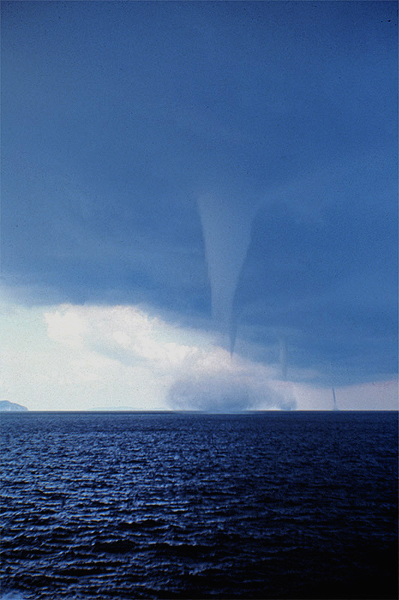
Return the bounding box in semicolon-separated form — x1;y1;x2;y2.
90;406;137;412
0;400;28;412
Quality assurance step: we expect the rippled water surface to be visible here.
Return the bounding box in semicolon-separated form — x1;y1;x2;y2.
1;411;398;599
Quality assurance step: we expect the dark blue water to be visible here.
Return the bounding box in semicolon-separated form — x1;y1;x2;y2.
1;411;398;599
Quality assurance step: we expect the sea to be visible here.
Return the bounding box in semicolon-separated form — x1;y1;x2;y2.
1;411;398;600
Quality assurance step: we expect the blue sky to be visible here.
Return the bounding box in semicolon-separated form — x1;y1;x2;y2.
1;1;397;410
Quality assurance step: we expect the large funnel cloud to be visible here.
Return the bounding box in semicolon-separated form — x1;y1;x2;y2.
198;193;258;353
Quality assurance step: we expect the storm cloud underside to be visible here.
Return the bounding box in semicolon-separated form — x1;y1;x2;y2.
1;1;397;410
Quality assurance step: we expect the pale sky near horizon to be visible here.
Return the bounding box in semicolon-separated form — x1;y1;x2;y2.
1;1;397;411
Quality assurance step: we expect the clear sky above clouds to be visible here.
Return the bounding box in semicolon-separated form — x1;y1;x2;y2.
1;1;397;410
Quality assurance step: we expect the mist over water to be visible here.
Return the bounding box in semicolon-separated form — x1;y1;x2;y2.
166;361;297;412
167;374;252;413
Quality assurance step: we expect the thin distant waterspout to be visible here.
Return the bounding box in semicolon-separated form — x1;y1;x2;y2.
279;337;288;380
332;387;338;411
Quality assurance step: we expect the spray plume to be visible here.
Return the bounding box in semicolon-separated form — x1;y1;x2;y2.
198;193;257;353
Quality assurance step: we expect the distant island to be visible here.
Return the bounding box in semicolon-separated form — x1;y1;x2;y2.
91;406;136;412
0;400;28;412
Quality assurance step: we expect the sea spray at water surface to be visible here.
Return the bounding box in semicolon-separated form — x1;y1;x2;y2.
166;346;297;412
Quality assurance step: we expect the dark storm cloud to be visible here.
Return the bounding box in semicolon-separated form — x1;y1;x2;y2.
1;1;397;386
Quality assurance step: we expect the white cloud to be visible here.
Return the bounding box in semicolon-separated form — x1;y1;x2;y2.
113;330;131;348
45;308;87;347
0;300;397;411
